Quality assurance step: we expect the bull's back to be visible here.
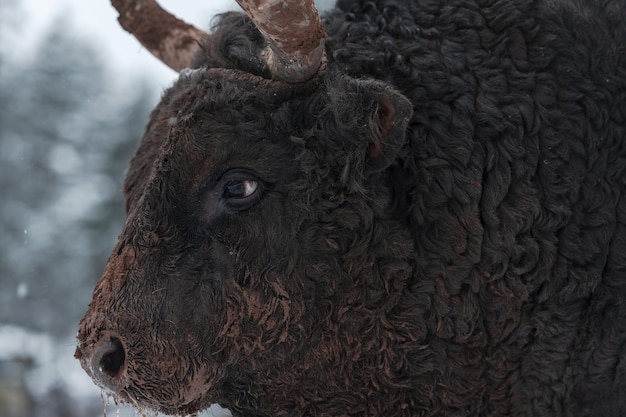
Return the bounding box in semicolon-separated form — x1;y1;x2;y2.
326;0;626;413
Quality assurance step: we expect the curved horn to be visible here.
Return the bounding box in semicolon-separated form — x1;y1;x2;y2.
111;0;206;72
235;0;327;83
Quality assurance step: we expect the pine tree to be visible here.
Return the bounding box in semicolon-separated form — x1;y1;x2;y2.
0;14;156;336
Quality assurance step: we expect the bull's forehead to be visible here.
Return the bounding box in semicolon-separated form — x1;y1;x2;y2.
124;70;308;222
154;84;300;191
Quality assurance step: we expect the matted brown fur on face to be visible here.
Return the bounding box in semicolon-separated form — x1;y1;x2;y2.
75;55;415;414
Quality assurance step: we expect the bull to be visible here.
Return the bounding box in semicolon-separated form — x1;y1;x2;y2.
75;0;626;416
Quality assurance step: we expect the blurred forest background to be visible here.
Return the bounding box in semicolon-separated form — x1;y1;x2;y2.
0;0;174;416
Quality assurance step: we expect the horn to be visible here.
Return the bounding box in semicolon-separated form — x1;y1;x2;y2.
235;0;327;83
111;0;206;72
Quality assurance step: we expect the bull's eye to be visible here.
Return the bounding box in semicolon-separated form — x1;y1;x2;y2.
223;179;258;199
216;170;265;211
202;169;266;219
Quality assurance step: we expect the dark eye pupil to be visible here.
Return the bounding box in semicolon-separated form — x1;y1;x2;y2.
224;180;258;199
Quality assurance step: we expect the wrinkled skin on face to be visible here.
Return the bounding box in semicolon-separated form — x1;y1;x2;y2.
75;66;417;415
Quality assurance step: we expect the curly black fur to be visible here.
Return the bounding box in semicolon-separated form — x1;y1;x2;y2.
76;0;626;416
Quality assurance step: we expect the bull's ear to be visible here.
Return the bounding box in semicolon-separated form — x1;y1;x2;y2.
325;76;413;181
365;87;413;173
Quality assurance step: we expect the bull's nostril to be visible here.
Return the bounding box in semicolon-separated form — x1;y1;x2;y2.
99;338;125;376
92;337;126;385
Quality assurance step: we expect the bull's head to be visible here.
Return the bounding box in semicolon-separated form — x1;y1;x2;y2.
75;0;413;415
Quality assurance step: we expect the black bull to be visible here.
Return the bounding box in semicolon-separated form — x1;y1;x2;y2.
75;0;626;416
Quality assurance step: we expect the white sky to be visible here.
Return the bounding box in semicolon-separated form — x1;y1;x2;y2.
18;0;239;85
17;0;335;86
